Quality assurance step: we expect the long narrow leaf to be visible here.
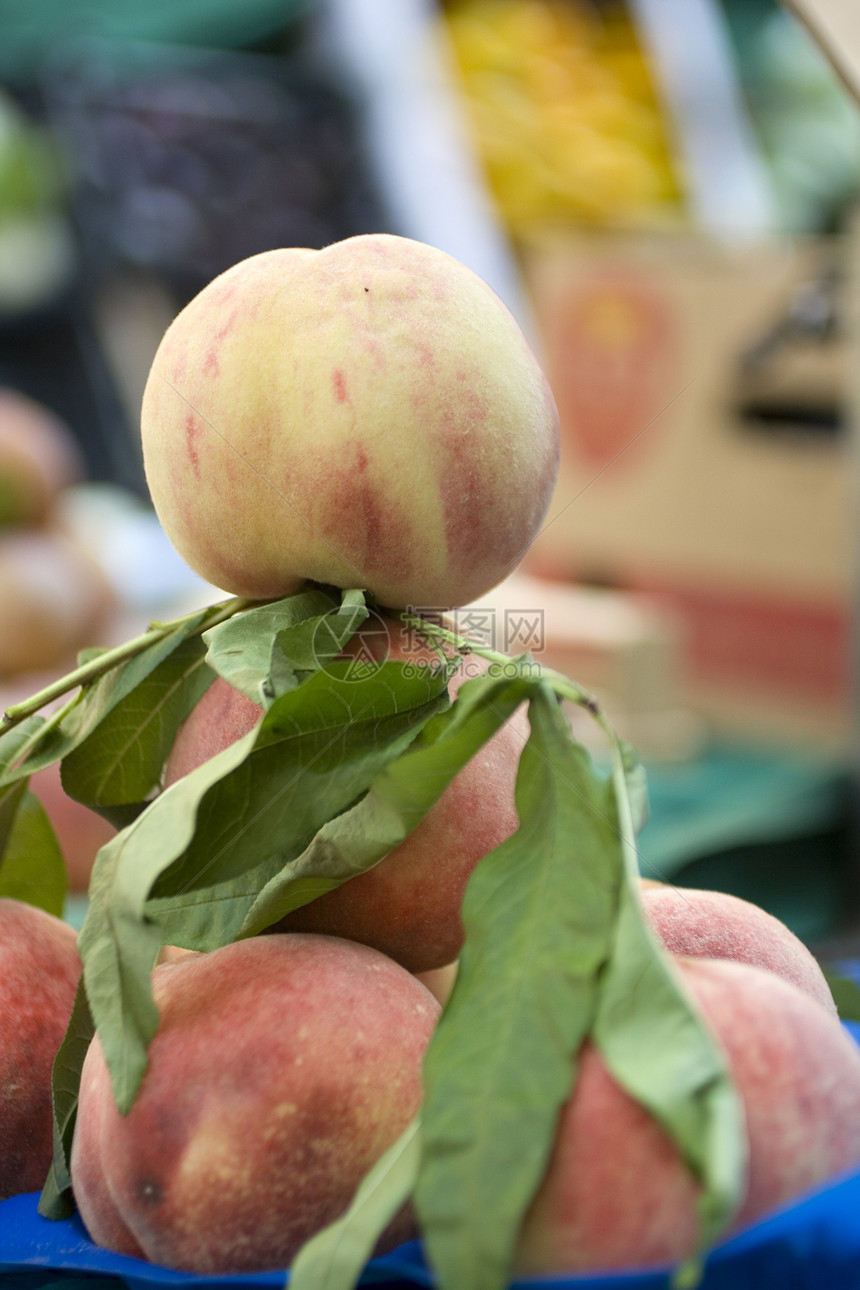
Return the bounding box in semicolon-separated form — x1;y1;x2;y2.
591;859;746;1261
416;685;624;1290
39;979;94;1219
0;615;213;792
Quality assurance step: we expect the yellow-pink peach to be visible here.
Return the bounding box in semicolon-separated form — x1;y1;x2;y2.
140;234;559;609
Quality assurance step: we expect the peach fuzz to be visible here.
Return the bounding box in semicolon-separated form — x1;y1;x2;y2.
515;956;860;1276
641;884;836;1016
164;623;529;973
140;234;559;609
0;898;81;1199
71;934;440;1274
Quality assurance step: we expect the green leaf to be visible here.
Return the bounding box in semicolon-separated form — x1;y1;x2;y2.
148;661;454;948
416;686;624;1290
0;613;213;793
156;660;450;897
289;1119;422;1290
77;826;170;1117
39;979;94;1220
591;880;747;1261
0;788;67;915
590;730;747;1265
0;773;28;858
0;714;48;787
81;660;451;1113
268;586;370;699
94;801;152;831
822;968;860;1022
237;663;532;938
203;586;366;703
59;635;215;807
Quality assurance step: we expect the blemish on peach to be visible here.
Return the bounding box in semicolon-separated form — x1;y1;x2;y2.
185;414;202;479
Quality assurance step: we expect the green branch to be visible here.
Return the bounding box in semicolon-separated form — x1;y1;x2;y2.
0;597;254;733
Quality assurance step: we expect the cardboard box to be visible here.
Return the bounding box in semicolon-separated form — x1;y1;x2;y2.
520;229;852;747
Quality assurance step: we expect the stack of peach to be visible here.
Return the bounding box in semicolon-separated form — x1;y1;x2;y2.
3;236;860;1283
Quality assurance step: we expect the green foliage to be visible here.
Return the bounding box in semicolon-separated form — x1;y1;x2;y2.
822;968;860;1023
39;981;94;1220
0;788;66;915
9;585;747;1285
202;585;364;702
417;686;623;1290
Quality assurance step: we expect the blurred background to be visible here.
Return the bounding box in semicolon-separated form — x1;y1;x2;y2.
0;0;859;959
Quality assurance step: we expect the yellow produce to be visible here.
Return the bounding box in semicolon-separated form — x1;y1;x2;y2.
443;0;684;233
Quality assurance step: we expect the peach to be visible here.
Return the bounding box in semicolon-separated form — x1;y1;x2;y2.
516;956;860;1276
415;961;459;1008
0;898;81;1200
641;884;836;1016
140;234;559;609
71;933;440;1274
0;388;84;527
0;528;114;677
164;620;528;972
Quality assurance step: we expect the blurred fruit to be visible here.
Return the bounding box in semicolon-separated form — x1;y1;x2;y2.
0;528;114;678
442;0;683;234
0;389;84;527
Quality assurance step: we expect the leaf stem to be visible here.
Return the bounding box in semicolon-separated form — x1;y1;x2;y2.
0;597;254;733
10;692;82;770
401;614;607;719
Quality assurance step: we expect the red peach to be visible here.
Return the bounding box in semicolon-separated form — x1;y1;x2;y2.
516;956;860;1276
641;884;836;1015
71;933;440;1274
0;898;81;1199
